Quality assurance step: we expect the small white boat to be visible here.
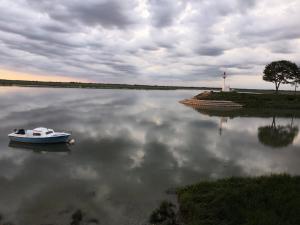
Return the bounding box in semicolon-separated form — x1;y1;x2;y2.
8;127;71;144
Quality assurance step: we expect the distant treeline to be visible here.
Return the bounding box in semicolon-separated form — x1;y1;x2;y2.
1;79;297;93
0;79;219;90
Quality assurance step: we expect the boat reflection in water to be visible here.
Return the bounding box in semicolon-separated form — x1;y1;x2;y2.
8;141;71;154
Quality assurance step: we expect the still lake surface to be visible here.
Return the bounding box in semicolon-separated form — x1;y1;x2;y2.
0;87;300;225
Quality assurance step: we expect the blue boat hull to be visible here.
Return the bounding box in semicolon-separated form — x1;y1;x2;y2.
9;135;70;144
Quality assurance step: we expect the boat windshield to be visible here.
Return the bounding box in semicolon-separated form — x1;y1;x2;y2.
46;131;53;135
15;129;25;135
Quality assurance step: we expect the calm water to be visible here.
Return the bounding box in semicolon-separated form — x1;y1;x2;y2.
0;87;300;225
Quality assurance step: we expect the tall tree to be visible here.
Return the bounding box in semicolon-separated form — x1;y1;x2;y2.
290;65;300;93
263;60;299;93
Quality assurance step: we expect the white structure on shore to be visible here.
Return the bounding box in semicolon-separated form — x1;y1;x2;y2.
222;72;230;92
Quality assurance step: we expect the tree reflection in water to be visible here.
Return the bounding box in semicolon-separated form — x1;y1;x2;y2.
187;106;300;148
258;117;299;148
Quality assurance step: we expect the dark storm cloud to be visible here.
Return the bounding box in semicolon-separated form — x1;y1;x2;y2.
0;0;299;86
27;0;136;28
195;46;225;56
189;67;224;79
239;25;300;43
102;62;139;74
147;0;187;27
70;1;134;28
236;0;257;12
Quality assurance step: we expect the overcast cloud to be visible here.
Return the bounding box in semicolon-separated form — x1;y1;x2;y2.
0;0;300;87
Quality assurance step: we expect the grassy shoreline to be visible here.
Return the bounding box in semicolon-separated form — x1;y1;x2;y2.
195;91;300;109
150;175;300;225
177;175;300;225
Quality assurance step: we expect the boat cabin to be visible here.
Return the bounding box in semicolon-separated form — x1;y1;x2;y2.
32;127;55;136
14;127;55;136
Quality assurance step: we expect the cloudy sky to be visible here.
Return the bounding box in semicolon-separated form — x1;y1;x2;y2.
0;0;300;88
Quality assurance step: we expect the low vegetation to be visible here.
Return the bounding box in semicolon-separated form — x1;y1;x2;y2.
149;201;178;225
150;175;300;225
0;79;215;90
177;175;300;225
195;91;300;109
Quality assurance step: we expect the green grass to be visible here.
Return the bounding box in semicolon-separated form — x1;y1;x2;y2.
195;91;300;109
177;175;300;225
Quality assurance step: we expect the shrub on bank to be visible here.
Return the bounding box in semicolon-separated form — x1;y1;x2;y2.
177;175;300;225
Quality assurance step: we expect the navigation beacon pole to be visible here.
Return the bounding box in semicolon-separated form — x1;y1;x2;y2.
222;72;226;92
